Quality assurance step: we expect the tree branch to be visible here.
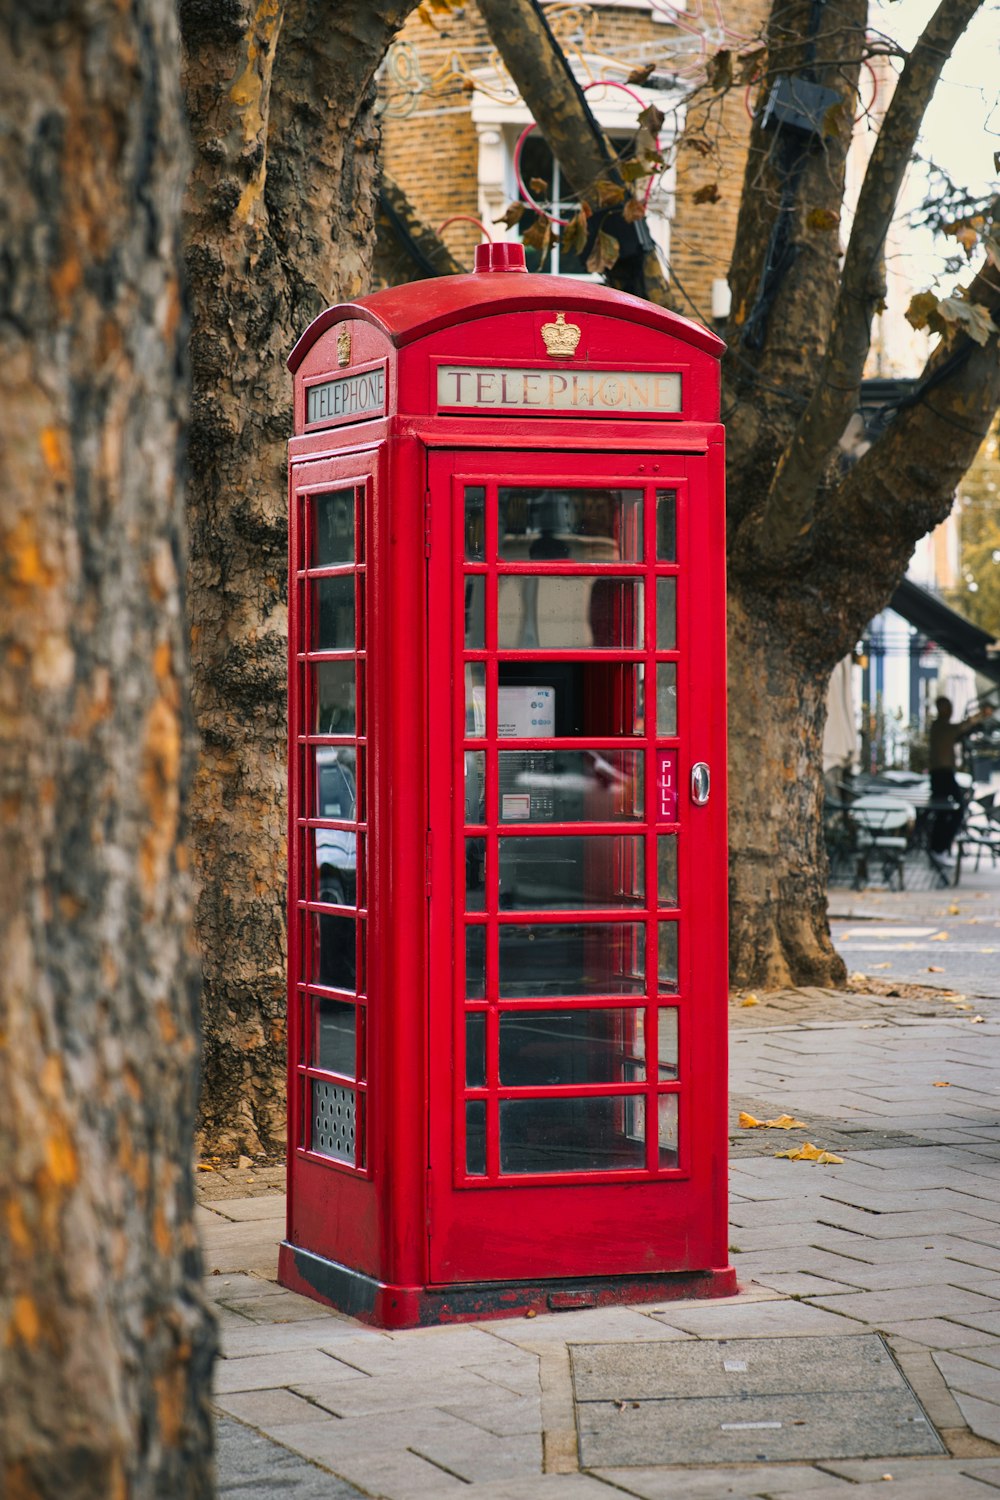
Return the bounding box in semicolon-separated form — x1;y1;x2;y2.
756;0;986;560
374;175;467;285
474;0;672;304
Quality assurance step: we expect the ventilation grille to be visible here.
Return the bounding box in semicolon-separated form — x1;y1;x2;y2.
312;1081;355;1163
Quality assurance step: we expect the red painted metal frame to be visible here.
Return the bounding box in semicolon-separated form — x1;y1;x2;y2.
281;263;733;1327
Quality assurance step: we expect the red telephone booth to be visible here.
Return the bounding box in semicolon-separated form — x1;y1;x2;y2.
279;243;734;1327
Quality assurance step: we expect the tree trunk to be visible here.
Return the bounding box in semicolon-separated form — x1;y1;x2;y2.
727;593;846;989
0;2;215;1495
180;0;421;1153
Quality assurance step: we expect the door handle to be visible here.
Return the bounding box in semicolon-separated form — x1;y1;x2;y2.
691;763;710;805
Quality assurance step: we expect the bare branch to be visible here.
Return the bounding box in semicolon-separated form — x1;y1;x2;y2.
375;175;468;284
756;0;986;561
474;0;672;304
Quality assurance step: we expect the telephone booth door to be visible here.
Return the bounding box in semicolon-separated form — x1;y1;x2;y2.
426;448;729;1286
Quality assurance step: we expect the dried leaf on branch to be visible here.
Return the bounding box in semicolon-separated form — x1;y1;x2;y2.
693;183;721;205
495;202;526;228
595;179;626;207
627;62;657;85
707;49;734;89
586;229;620;275
623;196;647;223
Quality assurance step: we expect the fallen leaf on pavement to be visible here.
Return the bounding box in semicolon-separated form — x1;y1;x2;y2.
740;994;759;1007
872;962;891;970
971;1015;985;1024
196;1162;215;1172
775;1142;844;1164
739;1111;808;1129
948;905;960;915
930;932;949;941
932;1081;951;1087
927;965;944;973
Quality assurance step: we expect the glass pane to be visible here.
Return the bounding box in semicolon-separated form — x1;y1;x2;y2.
658;1094;679;1166
312;490;354;567
657;835;678;907
465;837;487;911
656;576;676;650
498;488;643;563
465;485;486;561
498;749;643;823
465;662;486;736
500;1008;645;1086
466;1012;486;1088
314;746;357;820
657;663;677;737
658;921;678;992
499;835;644;910
499;1097;646;1173
498;922;644;997
658;1008;679;1080
466;1101;486;1175
316;997;355;1076
497;662;643;738
656;490;676;560
497;577;643;651
311;1079;355;1163
464;751;486;824
464;575;485;649
312;912;356;993
466;925;486;998
312;574;355;651
313;830;358;909
314;660;356;735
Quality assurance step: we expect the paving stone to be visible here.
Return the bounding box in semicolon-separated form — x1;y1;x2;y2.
745;1271;858;1298
649;1299;857;1338
806;1284;999;1325
944;1390;1000;1445
786;1477;993;1500
935;1351;1000;1404
215;1388;335;1428
439;1390;542;1436
576;1389;941;1467
205;1273;288;1303
214;1349;365;1394
453;1479;615;1499
219;1317;380;1359
591;1463;849;1497
866;1319;1000;1351
949;1311;1000;1337
201;1194;287;1222
312;1447;468;1498
220;1292;345;1325
489;1306;693;1346
293;1366;504;1415
215;1415;363;1498
572;1335;902;1402
411;1427;542;1483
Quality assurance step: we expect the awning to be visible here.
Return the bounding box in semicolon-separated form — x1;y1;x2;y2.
890;576;1000;685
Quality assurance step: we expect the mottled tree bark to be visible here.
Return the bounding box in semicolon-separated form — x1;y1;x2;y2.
0;2;215;1496
180;0;421;1151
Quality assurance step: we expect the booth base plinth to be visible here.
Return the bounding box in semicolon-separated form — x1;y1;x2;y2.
278;1242;737;1329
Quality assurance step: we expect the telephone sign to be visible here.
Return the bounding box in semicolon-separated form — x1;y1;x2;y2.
280;242;731;1327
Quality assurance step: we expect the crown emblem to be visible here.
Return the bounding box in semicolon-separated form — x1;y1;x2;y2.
336;325;351;367
540;311;581;359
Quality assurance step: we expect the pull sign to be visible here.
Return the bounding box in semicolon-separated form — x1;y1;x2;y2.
656;751;678;824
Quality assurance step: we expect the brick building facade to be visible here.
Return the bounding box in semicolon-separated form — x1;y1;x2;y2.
376;0;770;324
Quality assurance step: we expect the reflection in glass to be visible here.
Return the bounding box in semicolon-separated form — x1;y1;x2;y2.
465;1012;486;1088
658;922;678;991
465;837;487;911
498;576;643;651
499;1097;646;1173
466;1101;486;1175
657;662;677;736
497;662;643;738
465;486;486;561
657;835;678;906
498;922;644;997
656;576;676;650
464;574;485;648
658;1008;679;1079
465;662;486;736
498;488;643;563
656;490;676;560
313;574;355;651
317;997;355;1076
464;751;486;825
314;660;356;735
313;911;356;992
498;749;643;822
466;925;486;998
658;1094;679;1165
314;746;357;817
314;829;358;909
312;490;354;567
499;1008;644;1086
499;835;644;910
